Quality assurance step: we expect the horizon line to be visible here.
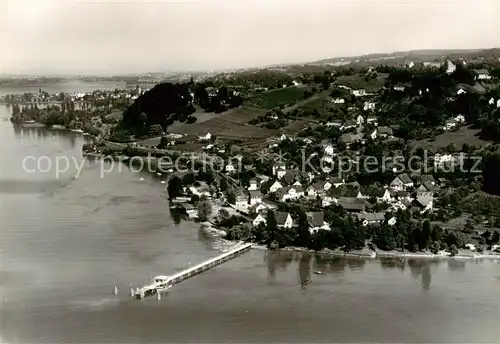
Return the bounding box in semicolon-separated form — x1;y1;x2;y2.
2;45;499;78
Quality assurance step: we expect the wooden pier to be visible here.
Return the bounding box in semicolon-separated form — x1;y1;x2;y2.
133;242;253;299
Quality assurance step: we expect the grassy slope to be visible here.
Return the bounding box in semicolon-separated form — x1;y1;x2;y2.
166;106;276;140
243;86;307;109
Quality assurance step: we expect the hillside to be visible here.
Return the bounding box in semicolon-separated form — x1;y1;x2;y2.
310;48;500;65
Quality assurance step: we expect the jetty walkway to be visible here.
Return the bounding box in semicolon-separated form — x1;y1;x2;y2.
133;242;252;299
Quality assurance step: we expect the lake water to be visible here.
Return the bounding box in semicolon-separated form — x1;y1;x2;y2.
1;83;500;343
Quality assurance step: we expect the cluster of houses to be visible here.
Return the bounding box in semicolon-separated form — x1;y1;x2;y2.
222;153;442;234
443;114;466;131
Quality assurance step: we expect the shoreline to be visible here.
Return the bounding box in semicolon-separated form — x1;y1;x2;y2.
260;245;500;261
12;120;97;136
80;146;500;265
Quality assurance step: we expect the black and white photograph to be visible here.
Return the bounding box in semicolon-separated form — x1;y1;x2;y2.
1;0;500;343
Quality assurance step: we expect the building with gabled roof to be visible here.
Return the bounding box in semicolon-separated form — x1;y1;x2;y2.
273;211;293;228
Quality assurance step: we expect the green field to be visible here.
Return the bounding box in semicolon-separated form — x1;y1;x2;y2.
243;87;306;109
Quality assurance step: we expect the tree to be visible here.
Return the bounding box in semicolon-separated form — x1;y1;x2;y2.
449;244;459;256
422;220;432;249
197;201;213;221
167;176;183;200
482;154;500;195
445;143;457;154
190;194;200;204
491;231;500;244
265;211;278;247
295;209;311;248
186;116;197;124
158;136;169;149
220;178;228;192
445;231;467;248
121;82;194;135
218;209;230;222
182;172;196;186
149;124;164;137
429;241;440;254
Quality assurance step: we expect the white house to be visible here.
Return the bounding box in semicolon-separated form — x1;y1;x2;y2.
252;214;267;227
446;60;456;74
313;180;332;192
366;116;378;126
225;163;236;173
434;154;454;167
249;202;268;215
248;179;258;191
324;144;335;156
307;212;331;234
322;196;334;207
279;134;288;141
443;119;457;131
391;200;407;212
388;217;397;226
357;212;385;227
269;180;284;193
363;102;376;111
276;169;287;180
272;162;286;176
390;174;414;191
292;80;300;86
475;69;491;80
277;186;304;202
356;115;365;126
377;189;393;203
198;133;212;141
353;89;367;97
248;190;262;206
274;211;294;229
332;98;345;104
415;195;434;214
306;185;319;198
454;114;466;124
233;193;248;208
368;129;377;140
457;87;467;95
489;97;495;105
407;61;415;69
394;86;406;91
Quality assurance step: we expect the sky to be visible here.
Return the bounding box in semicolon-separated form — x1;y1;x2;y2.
1;0;500;75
